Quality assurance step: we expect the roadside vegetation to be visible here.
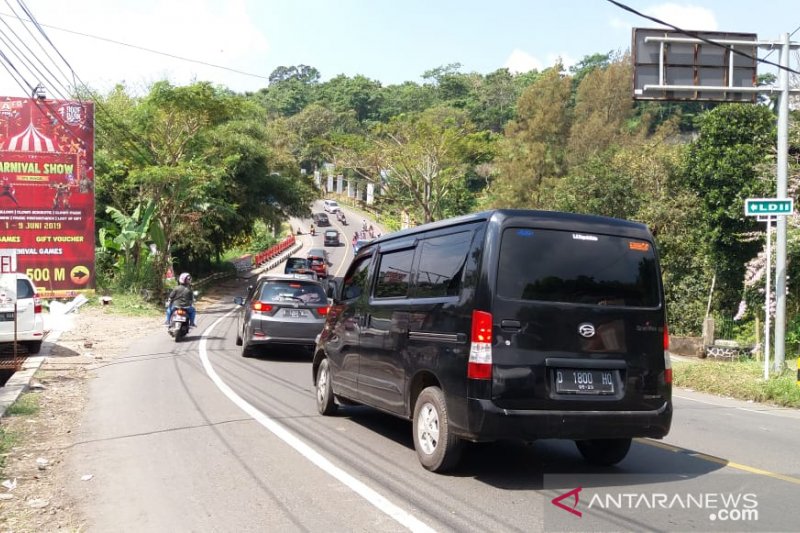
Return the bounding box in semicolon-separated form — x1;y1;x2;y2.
4;393;39;417
673;359;800;408
0;427;17;474
88;54;800;389
0;393;40;476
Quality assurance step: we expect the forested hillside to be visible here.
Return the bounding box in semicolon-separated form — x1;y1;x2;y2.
92;54;800;339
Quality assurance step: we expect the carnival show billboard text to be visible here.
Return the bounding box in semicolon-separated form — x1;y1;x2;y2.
0;96;95;298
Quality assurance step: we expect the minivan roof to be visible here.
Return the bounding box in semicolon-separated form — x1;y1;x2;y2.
359;209;652;255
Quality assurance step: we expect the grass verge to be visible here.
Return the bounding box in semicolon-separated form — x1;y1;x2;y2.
5;392;40;416
0;427;17;474
673;358;800;408
85;292;162;317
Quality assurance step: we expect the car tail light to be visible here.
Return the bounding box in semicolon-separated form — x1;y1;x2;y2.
468;310;492;380
33;293;41;314
251;301;273;314
317;306;330;316
664;323;672;385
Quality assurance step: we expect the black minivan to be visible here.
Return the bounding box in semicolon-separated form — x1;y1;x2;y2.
312;210;672;472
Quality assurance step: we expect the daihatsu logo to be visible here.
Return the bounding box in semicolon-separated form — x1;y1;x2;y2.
578;323;596;338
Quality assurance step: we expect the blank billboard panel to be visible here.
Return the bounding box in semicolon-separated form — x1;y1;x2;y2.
633;28;758;102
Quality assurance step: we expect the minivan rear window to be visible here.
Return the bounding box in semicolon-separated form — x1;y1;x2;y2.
497;228;660;307
259;281;326;304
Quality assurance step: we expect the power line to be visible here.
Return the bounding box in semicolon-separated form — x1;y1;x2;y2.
0;9;271;82
2;0;73;90
0;47;34;94
14;0;153;163
605;0;800;76
0;25;72;100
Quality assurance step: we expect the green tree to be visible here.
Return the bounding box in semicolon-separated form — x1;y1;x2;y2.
316;74;383;123
337;107;493;223
681;103;776;311
567;56;634;166
256;65;321;117
486;65;571;208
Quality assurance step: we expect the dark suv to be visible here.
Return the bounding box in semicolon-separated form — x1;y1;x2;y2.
313;209;672;472
312;213;330;227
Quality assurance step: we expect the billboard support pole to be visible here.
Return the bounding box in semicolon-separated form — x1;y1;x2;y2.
774;32;790;373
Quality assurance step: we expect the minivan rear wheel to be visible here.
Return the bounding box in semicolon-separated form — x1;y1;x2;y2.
315;358;337;415
575;438;632;466
413;387;462;472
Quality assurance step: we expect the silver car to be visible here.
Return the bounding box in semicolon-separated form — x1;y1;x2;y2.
233;275;329;357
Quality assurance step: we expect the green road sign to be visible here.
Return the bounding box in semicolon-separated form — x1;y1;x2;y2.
745;198;794;216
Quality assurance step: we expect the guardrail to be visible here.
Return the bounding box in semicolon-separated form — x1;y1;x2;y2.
253;235;296;267
228;235;297;273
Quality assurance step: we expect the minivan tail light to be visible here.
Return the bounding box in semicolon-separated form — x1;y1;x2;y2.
251;301;273;314
468;310;493;380
33;294;41;314
664;323;672;385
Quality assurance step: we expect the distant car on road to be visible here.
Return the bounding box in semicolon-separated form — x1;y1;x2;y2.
324;229;340;247
0;272;44;354
307;248;330;278
284;256;310;275
323;199;340;213
233;274;329;357
312;213;330;226
289;269;319;281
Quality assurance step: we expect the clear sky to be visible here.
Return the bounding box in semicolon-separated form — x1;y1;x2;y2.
0;0;798;98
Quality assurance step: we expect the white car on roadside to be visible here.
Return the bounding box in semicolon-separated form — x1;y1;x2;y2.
323;199;340;213
0;273;44;354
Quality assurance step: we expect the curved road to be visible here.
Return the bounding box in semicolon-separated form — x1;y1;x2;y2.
65;202;800;532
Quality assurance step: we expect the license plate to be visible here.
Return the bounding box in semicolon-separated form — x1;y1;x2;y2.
172;314;187;322
284;309;306;318
555;369;616;394
0;312;14;321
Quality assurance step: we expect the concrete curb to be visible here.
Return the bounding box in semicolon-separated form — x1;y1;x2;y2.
0;326;64;418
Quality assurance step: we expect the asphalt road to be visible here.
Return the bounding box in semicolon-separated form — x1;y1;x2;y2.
65;202;800;532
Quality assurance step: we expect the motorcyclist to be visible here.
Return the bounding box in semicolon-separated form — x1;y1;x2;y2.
166;272;197;328
310;224;316;236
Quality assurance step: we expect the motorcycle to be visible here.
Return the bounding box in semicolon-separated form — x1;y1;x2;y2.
337;211;347;225
167;306;191;342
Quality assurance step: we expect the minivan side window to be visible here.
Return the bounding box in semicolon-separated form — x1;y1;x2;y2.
341;255;371;301
497;228;660;307
413;231;471;298
374;248;414;299
16;279;34;299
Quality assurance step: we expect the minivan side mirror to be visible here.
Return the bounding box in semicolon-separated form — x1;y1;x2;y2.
326;279;340;301
233;296;245;306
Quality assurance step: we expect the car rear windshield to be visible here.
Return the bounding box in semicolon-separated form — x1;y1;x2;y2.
497;228;660;307
286;258;307;269
259;281;326;304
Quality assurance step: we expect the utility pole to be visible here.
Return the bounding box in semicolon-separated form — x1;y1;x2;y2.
774;32;791;373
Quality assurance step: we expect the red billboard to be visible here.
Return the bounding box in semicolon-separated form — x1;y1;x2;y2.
0;97;95;298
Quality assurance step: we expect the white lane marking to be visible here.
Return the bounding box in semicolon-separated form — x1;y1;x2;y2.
199;310;435;533
674;394;794;418
329;217;351;277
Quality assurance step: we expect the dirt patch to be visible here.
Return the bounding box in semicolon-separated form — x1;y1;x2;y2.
0;278;240;532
